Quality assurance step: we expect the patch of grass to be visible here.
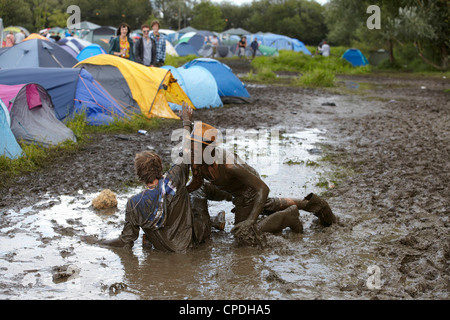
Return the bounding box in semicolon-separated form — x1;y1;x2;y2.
81;113;175;135
295;69;336;88
165;55;197;68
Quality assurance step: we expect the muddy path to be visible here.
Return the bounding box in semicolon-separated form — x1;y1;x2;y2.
0;64;449;300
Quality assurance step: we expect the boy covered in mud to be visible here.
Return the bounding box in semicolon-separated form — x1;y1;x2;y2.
99;103;231;252
186;121;337;246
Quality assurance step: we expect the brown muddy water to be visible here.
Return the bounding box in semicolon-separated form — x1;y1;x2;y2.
1;128;342;300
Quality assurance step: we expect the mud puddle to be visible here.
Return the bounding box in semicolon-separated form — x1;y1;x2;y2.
1;128;354;299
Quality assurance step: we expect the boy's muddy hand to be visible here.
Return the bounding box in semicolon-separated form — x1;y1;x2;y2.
231;219;254;237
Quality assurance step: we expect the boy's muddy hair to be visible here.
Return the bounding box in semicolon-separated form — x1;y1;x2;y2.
134;151;163;184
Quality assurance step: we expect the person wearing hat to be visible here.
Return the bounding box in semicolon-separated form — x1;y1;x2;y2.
186;121;337;246
99;103;231;251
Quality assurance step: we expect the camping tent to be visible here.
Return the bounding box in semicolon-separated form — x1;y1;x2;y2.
161;65;222;109
77;44;106;61
342;49;369;67
250;33;311;55
0;39;78;69
178;31;216;53
222;28;251;36
24;33;50;41
57;37;91;54
82;26;116;51
182;58;251;104
175;42;198;56
0;98;22;159
0;83;76;147
75;54;194;119
0;68;127;125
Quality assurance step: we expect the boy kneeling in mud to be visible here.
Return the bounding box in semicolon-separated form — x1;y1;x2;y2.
99;103;231;252
186;121;337;246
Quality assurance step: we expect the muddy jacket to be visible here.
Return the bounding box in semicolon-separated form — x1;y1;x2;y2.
119;163;193;252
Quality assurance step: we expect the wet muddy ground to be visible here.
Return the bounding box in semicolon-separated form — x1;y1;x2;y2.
0;61;449;300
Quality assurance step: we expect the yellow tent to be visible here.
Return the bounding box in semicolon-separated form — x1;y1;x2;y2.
74;54;194;119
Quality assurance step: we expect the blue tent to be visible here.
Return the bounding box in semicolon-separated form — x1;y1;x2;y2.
0;68;126;125
291;39;312;55
0;39;78;69
161;65;222;109
182;58;251;104
250;33;311;55
174;42;198;56
77;44;106;61
0;98;22;159
342;49;369;67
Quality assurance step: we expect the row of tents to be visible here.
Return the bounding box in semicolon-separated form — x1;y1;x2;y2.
0;45;250;159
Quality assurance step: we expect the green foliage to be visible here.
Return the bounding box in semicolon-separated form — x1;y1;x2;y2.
191;1;226;32
297;69;336;88
251;50;371;75
165;54;197;68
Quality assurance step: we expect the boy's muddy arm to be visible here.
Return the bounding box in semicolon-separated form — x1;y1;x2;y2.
229;164;269;236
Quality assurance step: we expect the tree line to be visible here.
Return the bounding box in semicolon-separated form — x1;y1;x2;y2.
1;0;448;70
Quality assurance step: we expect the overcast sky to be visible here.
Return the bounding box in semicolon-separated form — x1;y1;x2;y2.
211;0;329;6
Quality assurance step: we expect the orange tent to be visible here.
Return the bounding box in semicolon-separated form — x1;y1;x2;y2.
24;33;49;41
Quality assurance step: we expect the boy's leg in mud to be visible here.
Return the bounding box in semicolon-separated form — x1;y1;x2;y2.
264;194;336;227
233;200;303;235
257;205;303;234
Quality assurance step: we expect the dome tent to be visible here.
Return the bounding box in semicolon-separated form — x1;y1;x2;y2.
0;39;78;68
0;98;22;159
342;49;369;67
182;58;251;104
0;68;127;126
161;65;222;109
75;55;194;119
0;83;76;147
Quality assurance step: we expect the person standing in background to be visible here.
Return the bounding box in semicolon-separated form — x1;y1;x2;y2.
135;24;156;67
320;41;330;57
210;35;219;58
250;38;259;59
5;31;14;47
238;36;247;59
109;22;135;61
14;29;25;44
150;20;166;67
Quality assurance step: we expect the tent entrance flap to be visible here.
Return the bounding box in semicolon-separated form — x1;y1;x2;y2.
26;84;43;109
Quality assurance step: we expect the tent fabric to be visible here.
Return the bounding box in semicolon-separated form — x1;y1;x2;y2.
74;54;194;119
59;44;78;59
0;83;76;147
0;98;22;159
175;42;198;56
24;33;50;41
342;49;369;67
249;33;311;55
182;58;251;104
0;68;126;125
57;37;91;54
77;44;106;61
161;65;222;109
0;39;78;69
